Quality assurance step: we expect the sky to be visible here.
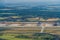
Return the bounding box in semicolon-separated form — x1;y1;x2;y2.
0;0;60;5
4;0;60;3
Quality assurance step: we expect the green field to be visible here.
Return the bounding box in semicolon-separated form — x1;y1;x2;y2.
0;33;59;40
0;33;32;40
0;27;60;40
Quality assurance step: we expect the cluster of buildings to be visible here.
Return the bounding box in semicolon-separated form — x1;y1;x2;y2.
0;21;60;27
0;17;60;27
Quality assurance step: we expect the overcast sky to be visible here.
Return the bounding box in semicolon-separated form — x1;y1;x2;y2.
4;0;60;3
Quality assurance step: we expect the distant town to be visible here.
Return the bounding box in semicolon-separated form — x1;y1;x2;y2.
0;17;60;27
0;15;60;22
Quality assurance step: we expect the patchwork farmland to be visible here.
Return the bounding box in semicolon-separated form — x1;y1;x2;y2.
0;22;60;40
0;27;60;35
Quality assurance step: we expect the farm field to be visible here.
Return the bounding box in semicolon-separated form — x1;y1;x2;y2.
0;33;33;40
0;27;60;40
1;27;60;35
0;33;60;40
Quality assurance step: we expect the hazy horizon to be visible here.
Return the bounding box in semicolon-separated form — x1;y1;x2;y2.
0;0;60;4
